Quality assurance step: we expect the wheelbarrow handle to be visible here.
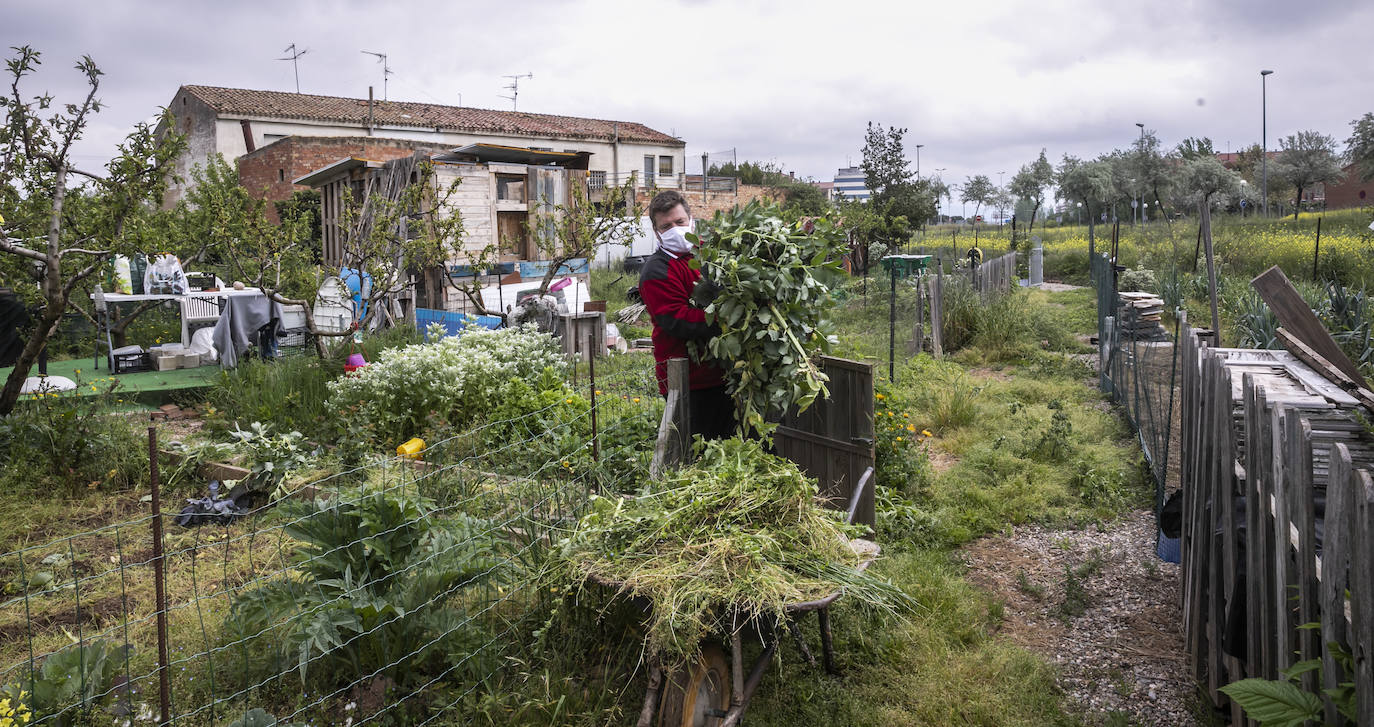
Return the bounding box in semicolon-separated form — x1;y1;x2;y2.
845;466;875;526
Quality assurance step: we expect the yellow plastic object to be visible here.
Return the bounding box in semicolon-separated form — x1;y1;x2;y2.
396;438;425;460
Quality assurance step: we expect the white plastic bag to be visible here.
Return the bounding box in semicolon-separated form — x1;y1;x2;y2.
144;253;187;295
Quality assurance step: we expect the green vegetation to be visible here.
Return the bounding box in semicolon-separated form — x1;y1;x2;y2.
696;201;847;435
557;437;915;665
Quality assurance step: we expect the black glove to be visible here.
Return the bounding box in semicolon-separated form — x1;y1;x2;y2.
690;278;722;309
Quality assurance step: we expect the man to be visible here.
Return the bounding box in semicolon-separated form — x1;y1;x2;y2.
637;190;734;440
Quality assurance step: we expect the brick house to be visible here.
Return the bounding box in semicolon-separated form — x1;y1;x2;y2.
1322;164;1373;210
156;85;686;207
236;136;451;220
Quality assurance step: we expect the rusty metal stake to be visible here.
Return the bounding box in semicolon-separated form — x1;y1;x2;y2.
588;331;600;468
149;426;171;725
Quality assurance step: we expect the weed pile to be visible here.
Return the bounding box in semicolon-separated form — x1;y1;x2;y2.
558;437;915;664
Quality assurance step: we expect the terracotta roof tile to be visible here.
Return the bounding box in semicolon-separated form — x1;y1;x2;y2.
181;85;683;146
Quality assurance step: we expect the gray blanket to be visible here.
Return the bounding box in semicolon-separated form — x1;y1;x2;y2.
212;294;285;368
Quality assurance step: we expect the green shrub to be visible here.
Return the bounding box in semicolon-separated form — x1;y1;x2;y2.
204;355;336;438
1116;265;1156;293
225;484;505;691
326;324;566;447
0;379;147;496
2;638;129;723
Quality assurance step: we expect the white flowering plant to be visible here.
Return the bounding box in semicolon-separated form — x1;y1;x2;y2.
327;324;567;447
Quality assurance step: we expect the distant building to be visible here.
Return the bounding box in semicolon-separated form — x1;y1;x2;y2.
832;167;870;200
1324;164;1373;210
155;85;685;206
813;180;835;201
1214;150;1278;168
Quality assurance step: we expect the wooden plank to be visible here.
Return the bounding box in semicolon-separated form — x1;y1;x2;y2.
1253;266;1369;389
1320;444;1354;724
1288;413;1320;691
1275;327;1374;410
159;448;251;483
1243;374;1264;690
1353;467;1374;726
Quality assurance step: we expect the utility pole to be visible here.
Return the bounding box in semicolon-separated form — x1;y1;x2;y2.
501;72;533;111
915;144;923;177
276;44;308;93
361;51;392;101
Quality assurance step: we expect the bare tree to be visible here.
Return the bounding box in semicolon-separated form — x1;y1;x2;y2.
0;47;184;415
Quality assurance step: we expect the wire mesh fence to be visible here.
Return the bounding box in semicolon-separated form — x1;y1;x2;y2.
1092;252;1180;510
0;352;662;725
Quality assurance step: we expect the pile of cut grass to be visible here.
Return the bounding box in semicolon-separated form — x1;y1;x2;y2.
559;437;916;664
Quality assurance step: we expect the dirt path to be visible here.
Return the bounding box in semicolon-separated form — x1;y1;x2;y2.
962;510;1200;726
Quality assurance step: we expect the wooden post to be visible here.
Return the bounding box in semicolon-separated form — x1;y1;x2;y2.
930;269;943;359
1312;216;1322;280
650;358;691;478
912;275;924;355
1200;201;1221;344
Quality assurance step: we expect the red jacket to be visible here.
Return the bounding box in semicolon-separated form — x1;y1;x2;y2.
638;248;725;394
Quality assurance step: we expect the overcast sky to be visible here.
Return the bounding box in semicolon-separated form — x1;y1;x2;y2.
5;0;1372;204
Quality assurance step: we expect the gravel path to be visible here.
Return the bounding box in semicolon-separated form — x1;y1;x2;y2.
961;510;1199;726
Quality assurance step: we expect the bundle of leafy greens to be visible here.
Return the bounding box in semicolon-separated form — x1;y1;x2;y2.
559;437;915;664
691;200;848;437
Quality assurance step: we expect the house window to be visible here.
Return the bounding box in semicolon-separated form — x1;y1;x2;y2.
589;170;607;190
278;169;285;182
496;174;526;202
644;155;655;185
658;155;673;176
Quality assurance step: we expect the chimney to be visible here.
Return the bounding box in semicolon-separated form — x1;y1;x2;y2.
240;120;255;152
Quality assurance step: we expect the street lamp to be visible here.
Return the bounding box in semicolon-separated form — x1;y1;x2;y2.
934;168;946;223
998;171;1006;229
915;144;924;178
1136;123;1146;224
1261;69;1274;218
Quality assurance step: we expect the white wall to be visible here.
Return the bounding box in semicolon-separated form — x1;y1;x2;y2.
213;117;684;188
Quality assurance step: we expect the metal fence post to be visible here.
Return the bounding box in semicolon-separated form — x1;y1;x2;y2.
149;426;171;726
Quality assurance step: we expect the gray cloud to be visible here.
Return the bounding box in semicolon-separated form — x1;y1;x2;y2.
4;0;1371;188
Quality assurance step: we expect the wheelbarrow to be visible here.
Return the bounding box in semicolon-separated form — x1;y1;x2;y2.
614;467;878;727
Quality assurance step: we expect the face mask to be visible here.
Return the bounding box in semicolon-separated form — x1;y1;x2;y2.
656;222;694;256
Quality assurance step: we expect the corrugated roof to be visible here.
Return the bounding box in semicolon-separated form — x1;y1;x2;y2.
181;85;683;146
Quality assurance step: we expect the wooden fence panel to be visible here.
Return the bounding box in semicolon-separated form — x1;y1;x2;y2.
1321;445;1355;724
1353;466;1374;725
1177;310;1374;722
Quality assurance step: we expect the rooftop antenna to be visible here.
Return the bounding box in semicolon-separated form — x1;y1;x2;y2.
501;72;533;111
277;43;308;93
361;51;392;101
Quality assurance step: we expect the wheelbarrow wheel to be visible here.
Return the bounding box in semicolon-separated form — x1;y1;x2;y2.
658;643;732;727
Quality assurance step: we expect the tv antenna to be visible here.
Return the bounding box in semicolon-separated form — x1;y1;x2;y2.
276;43;308;93
361;50;393;100
501;72;533;111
